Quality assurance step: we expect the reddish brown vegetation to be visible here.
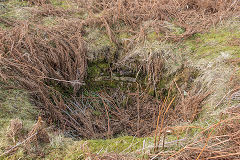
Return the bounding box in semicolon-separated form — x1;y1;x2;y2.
0;0;239;142
171;107;240;160
81;0;240;41
0;20;87;137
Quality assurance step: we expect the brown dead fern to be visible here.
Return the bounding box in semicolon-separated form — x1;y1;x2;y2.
7;119;23;145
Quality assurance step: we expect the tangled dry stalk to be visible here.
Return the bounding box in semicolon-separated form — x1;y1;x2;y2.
0;0;239;142
0;19;87;137
1;117;50;157
81;0;240;41
169;110;240;160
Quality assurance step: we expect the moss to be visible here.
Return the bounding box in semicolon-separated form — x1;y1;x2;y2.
95;34;117;60
97;63;109;71
85;71;137;94
84;27;117;62
52;83;74;98
119;32;131;40
42;16;57;27
192;107;219;129
0;89;37;120
148;86;155;97
0;23;8;30
43;134;84;159
41;135;153;159
87;65;102;78
87;61;109;78
83;80;119;92
118;31;132;52
146;31;159;42
92;110;102;116
176;27;185;35
50;0;72;9
162;21;186;36
189;127;203;137
85;61;124;91
87;136;153;154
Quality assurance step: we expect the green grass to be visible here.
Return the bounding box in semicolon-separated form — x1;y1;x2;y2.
88;136;153;153
42;135;153;159
0;87;38;159
185;21;240;60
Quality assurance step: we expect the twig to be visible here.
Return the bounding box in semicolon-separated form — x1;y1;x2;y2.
161;97;175;149
208;152;240;159
99;93;111;139
156;85;173;150
137;83;140;137
154;96;167;150
174;80;184;100
41;77;85;85
167;116;239;159
0;132;38;157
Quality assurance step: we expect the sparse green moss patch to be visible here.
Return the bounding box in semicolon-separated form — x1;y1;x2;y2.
87;61;109;78
147;31;159;42
88;136;153;154
84;27;117;62
42;16;57;26
0;89;37;121
119;32;131;41
50;0;71;9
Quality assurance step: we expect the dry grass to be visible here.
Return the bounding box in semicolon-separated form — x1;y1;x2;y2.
0;19;87;137
173;84;211;123
1;116;50;157
79;0;240;41
7;119;23;145
171;110;240;160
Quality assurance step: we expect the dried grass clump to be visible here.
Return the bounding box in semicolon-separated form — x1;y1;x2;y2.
29;4;72;18
0;19;87;137
173;86;211;123
7;119;23;145
1;117;50;157
25;116;50;150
